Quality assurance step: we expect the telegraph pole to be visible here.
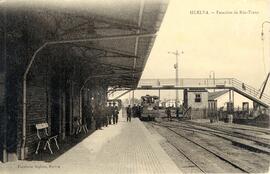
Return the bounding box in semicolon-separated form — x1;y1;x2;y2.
209;70;215;92
168;50;183;107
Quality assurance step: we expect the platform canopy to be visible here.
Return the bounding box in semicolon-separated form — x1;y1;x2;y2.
2;0;168;89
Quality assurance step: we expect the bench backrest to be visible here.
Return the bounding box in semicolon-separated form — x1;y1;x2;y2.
36;123;49;130
35;123;49;139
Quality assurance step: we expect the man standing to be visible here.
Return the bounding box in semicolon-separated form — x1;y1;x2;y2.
176;106;180;119
100;105;106;127
94;105;101;130
105;105;111;126
112;102;119;124
115;104;119;124
126;105;132;122
132;104;137;117
112;103;116;124
166;106;172;121
102;105;108;127
108;102;113;124
137;104;142;118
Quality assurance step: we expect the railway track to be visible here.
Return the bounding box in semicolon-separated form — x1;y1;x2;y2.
157;120;270;153
185;121;270;145
221;125;270;135
163;137;207;173
151;121;252;173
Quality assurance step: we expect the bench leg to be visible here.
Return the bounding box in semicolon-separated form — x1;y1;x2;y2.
76;127;80;134
35;141;41;154
44;141;48;150
53;138;60;150
47;141;53;154
82;125;87;133
85;124;88;132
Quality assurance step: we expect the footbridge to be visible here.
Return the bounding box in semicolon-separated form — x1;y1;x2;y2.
136;78;270;108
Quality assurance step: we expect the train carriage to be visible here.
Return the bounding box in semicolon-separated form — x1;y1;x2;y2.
140;95;159;121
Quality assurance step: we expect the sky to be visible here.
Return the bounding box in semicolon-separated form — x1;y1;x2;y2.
115;0;270;105
142;0;269;83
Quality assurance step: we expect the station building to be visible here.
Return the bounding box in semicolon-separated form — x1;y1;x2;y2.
0;0;168;162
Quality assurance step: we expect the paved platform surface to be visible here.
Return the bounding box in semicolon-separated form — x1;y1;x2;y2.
1;111;182;174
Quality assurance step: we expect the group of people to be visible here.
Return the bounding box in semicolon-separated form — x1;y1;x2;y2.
165;106;181;121
95;102;119;130
126;104;142;122
94;103;145;127
132;104;143;117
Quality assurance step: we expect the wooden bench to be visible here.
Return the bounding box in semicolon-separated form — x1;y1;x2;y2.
35;123;59;154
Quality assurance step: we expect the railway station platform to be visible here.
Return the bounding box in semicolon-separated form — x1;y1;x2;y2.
0;111;182;174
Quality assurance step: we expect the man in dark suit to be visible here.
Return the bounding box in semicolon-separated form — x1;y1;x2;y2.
126;105;132;122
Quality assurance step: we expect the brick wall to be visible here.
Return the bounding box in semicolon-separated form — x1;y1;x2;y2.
24;65;49;155
25;84;48;154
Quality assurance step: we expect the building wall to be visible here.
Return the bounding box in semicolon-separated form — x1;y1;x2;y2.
216;92;253;110
190;109;208;119
25;81;48;155
187;91;208;109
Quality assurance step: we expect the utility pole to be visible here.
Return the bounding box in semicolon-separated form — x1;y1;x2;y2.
157;80;160;109
209;70;215;92
260;21;270;98
168;50;183;107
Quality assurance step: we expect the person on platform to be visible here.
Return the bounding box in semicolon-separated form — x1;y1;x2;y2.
112;102;119;124
108;102;113;124
94;105;101;130
166;106;172;121
105;105;111;126
102;105;108;127
100;104;106;127
126;105;132;122
136;104;142;118
132;104;137;117
176;106;180;119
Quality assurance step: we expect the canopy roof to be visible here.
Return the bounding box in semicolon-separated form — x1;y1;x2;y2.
3;0;169;89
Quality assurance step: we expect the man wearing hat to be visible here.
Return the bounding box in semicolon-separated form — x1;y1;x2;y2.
113;102;119;124
108;102;113;124
112;102;117;124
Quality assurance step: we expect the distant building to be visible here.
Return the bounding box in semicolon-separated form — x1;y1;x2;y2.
183;89;208;119
183;89;208;109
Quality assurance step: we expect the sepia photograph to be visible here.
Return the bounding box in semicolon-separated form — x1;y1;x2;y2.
0;0;269;173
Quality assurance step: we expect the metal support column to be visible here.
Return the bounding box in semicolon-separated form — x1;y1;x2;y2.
129;91;131;105
229;90;232;102
132;90;135;106
232;90;234;103
2;7;8;163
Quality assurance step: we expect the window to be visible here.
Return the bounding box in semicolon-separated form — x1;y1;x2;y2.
195;94;201;103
